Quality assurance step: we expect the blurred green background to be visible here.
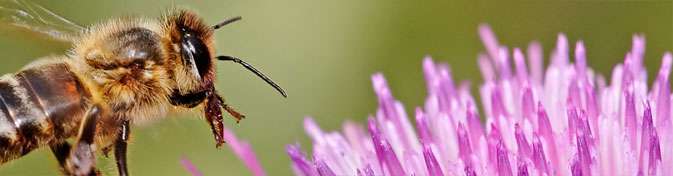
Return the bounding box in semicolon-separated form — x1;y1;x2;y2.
0;0;670;175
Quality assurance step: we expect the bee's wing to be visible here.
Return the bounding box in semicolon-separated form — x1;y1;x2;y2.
0;0;85;42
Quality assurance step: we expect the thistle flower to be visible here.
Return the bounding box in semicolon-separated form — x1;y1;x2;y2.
180;25;671;175
286;25;673;176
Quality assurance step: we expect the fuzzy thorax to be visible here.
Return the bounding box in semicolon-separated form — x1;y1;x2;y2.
69;11;216;122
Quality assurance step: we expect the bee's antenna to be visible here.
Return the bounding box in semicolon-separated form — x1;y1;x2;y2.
212;16;242;30
216;55;287;98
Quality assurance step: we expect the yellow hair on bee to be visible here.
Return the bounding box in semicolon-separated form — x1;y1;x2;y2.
72;16;177;123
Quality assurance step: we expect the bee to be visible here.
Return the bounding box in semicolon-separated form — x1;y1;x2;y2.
0;1;286;175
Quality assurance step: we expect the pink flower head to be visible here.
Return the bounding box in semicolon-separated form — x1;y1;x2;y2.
287;24;673;176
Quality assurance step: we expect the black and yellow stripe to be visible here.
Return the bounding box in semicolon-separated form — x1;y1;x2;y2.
0;63;92;163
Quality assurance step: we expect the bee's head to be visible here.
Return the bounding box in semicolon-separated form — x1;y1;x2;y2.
162;10;285;148
163;10;285;109
163;10;214;107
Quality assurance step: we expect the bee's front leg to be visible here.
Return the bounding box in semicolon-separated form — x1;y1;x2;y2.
64;104;104;176
114;120;131;176
205;93;226;148
204;92;246;148
49;141;72;173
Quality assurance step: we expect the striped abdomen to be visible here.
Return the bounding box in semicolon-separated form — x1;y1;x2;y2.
0;63;92;163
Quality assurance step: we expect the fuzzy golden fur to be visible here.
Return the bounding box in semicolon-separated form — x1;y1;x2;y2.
70;10;216;124
18;10;218;148
0;7;246;173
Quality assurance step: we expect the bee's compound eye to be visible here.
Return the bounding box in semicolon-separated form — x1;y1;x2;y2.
179;27;211;79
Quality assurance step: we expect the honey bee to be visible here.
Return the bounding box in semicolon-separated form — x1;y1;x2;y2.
0;1;286;175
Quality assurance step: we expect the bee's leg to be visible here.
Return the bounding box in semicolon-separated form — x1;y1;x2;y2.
205;94;226;148
215;94;245;122
64;104;104;176
204;93;246;148
114;120;131;176
49;141;72;172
